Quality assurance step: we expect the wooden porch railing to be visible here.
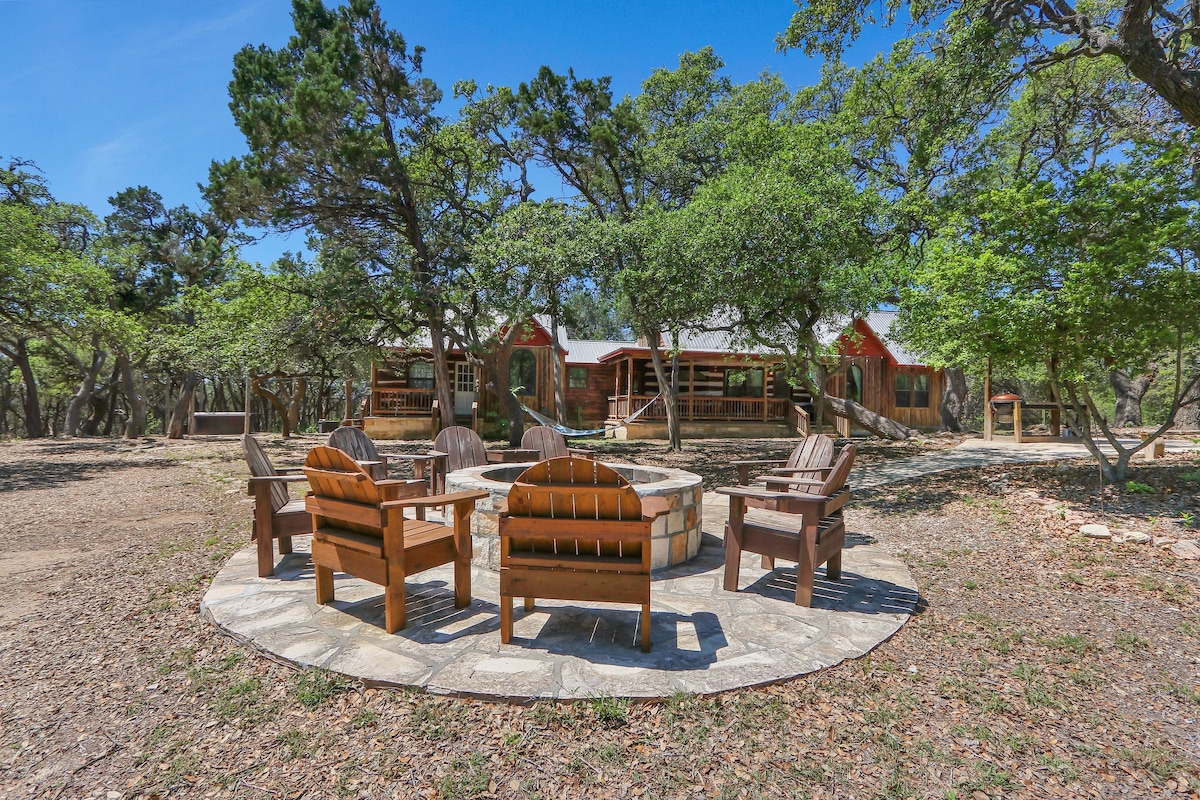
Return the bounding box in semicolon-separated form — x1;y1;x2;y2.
608;395;791;422
372;388;436;416
791;403;810;437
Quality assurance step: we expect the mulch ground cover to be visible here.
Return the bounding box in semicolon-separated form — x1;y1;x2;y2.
1;434;1197;799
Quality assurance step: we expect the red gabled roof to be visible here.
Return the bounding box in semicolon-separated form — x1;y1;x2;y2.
496;317;566;353
836;318;898;365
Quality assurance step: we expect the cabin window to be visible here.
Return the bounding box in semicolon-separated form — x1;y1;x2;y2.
725;368;764;398
510;349;537;394
846;364;864;405
568;366;588;389
913;374;930;407
408;361;434;390
895;373;930;408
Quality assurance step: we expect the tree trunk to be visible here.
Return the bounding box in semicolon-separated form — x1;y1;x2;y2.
646;333;682;452
824;396;919;440
939;367;968;432
2;338;45;438
1109;369;1153;427
286;377;308;434
1174;369;1200;429
429;318;456;430
548;295;567;423
64;337;106;437
251;373;295;437
167;372;197;439
478;330;521;446
82;390;109;436
100;363;121;436
117;353;147;438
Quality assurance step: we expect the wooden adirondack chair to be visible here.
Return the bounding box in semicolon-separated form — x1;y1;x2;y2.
496;457;670;652
519;425;596;461
730;434;835;486
717;443;857;607
327;426;389;480
242;434;309;578
303;446;488;633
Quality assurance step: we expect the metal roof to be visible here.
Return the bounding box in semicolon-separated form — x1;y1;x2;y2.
562;339;627;365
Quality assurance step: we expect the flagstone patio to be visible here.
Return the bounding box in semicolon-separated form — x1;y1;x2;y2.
201;493;917;700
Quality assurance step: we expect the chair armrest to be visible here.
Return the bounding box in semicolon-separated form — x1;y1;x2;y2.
567;447;597;457
275;466;305;475
730;459;787;468
389;452;447;462
731;458;788;484
247;474;307;496
640;495;671;518
495;498;508;515
716;485;830;503
381;489;490;509
760;476;825;488
375;479;425;489
767;465;833;475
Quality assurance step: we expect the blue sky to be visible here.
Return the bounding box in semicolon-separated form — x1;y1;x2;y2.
2;0;898;264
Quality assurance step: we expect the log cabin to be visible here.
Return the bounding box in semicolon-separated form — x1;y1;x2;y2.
362;311;944;440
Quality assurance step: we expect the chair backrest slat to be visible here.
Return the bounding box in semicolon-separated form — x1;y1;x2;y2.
818;443;857;496
521;426;569;460
328;426;381;464
506;458;641;521
304;445;381;512
786;434;834;470
434;426;488;472
242;434;290;513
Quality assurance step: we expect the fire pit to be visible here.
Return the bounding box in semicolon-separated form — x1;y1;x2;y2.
444;462;704;571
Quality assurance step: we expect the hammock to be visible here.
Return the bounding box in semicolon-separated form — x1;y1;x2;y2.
520;394;663;438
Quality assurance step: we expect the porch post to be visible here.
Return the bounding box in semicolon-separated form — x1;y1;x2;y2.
626;356;633;415
762;364;769;422
613;366;619;418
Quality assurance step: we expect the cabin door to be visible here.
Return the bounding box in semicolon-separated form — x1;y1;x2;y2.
454;363;477;417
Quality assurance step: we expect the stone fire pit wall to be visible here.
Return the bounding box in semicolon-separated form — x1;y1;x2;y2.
444;462;704;572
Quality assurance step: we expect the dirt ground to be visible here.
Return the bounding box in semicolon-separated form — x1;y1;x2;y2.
1;434;1198;799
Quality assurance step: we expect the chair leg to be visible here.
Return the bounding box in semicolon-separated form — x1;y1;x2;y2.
722;523;742;592
315;564;334;605
640;602;651;652
277;536;293;555
453;555;471;609
524;597;535;612
385;567;406;633
795;525;818;607
257;532;275;578
500;594;513;644
827;551;843;581
761;555;775;570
